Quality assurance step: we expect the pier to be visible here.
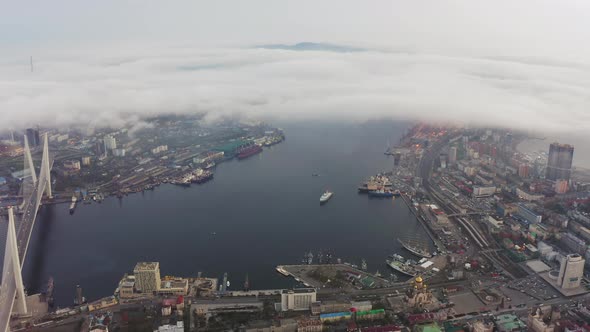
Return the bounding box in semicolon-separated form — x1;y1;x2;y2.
398;194;444;252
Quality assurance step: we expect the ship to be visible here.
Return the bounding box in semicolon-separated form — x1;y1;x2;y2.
43;277;54;307
320;190;333;204
237;144;263;159
69;195;77;214
244;274;250;291
193;169;214;184
398;238;432;258
172;173;193;186
263;134;285;146
204;161;216;169
368;189;395;197
385;255;418;277
358;174;392;193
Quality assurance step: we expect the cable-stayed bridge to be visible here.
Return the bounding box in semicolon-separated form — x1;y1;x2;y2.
0;134;53;332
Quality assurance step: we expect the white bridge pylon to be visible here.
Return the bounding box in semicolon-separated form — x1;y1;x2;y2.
0;133;52;332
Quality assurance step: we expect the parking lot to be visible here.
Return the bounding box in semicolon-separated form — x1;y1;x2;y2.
508;275;561;301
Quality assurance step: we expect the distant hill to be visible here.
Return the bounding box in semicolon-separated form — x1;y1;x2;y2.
257;42;364;52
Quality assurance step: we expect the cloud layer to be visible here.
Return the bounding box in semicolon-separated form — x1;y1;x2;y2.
2;44;590;133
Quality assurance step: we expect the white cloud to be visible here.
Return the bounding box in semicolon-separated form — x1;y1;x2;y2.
1;44;590;134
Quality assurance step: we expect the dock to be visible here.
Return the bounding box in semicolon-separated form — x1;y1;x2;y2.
399;194;445;252
277;264;394;291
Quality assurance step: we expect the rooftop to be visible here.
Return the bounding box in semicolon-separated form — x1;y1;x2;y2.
495;314;526;330
134;262;159;271
161;279;188;289
282;288;315;294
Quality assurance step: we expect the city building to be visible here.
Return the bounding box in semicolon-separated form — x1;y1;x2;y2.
546;143;574;181
280;288;316;311
518;163;530;178
245;318;297;332
118;275;137;299
297;319;323;332
448;146;458;164
192;298;263;316
554;179;568;194
468;320;494;332
413;322;442;332
317;300;352;314
472;186;496;198
25;128;40;147
151;145;169;155
63;160;81;171
0;141;24;157
485;216;504;233
319;311;352;323
103;135;117;150
156;322;184;332
158;278;188;296
112;148;126;157
560;233;587;255
404;276;436;310
515;188;544;202
516;203;542;224
133;262;161;294
81;156;92;166
494;314;527;332
528;307;555;332
557;254;585;289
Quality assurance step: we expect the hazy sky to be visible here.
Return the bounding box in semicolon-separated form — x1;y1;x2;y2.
2;1;590;133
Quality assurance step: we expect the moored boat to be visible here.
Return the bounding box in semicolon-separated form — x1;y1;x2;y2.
398;238;432;258
368;189;394;197
385;256;418;277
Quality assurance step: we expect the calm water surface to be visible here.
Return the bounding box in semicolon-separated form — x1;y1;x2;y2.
22;121;431;306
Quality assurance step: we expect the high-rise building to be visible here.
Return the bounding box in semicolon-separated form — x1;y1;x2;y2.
280;289;316;311
103;135;117;150
133;262;161;294
546;143;574;181
518;163;530;178
557;254;585;289
25;128;40;147
554;179;568;194
448;147;457;164
75;285;83;305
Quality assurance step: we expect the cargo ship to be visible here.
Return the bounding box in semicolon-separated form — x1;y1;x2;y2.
264;134;285;146
398;238;432;258
320;190;333;204
237;144;263;159
358;174;392;193
385;254;418;277
368;189;395;197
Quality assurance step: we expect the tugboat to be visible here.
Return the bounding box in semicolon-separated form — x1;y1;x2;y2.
320;190;333;204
